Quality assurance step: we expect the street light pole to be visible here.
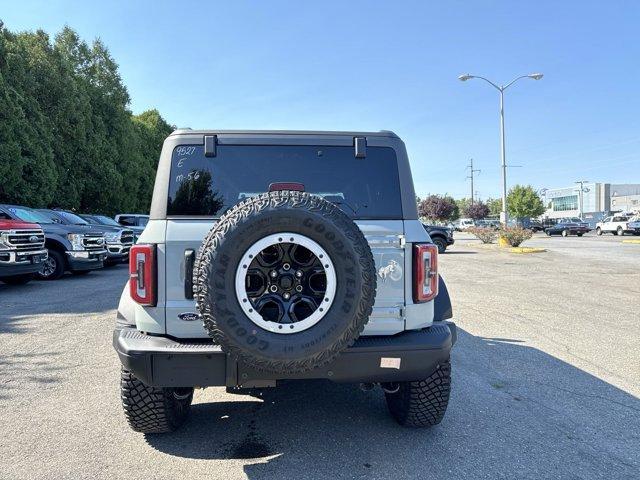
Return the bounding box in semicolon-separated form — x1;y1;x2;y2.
575;180;589;220
499;89;507;224
458;72;544;226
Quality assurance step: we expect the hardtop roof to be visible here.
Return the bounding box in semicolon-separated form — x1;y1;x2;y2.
169;129;399;138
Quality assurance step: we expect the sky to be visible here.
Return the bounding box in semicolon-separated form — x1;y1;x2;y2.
3;1;640;199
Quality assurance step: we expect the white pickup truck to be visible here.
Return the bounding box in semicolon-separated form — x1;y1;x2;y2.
595;215;640;236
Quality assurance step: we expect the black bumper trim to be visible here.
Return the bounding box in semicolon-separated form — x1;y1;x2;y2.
113;322;456;387
0;263;43;277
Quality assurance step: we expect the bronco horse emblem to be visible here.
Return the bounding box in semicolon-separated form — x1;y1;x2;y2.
378;259;403;282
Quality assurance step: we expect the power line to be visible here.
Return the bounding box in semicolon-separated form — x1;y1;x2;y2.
466;158;481;204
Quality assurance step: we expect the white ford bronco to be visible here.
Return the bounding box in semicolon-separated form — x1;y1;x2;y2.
114;130;456;433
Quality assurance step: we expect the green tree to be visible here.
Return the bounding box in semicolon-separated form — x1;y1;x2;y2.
455;198;472;218
486;197;503;217
0;27;58;206
0;23;173;215
507;185;545;220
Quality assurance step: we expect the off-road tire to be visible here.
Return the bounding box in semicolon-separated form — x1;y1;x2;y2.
432;237;447;254
0;274;34;285
37;249;65;281
120;369;193;434
384;361;451;428
193;191;377;374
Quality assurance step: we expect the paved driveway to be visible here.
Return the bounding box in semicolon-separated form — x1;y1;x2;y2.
1;235;638;479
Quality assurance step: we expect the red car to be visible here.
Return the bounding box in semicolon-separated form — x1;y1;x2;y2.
0;219;48;285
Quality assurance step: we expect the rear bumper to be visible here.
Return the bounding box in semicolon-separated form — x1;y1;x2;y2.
113;322;456;388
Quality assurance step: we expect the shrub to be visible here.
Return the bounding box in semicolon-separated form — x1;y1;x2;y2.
499;226;533;247
418;195;457;222
464;202;490;220
468;227;497;244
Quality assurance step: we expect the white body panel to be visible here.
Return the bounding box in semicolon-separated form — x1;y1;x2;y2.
118;218;435;338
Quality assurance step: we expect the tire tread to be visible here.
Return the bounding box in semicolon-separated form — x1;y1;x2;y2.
120;369;192;433
385;361;451;428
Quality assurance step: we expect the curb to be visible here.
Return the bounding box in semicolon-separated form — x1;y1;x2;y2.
509;247;546;254
622;239;640;244
463;243;546;254
464;243;499;250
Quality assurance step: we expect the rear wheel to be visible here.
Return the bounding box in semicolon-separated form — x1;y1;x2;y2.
384;361;451;427
577;233;584;237
0;274;34;285
596;227;602;236
37;249;65;281
432;237;447;254
120;369;193;433
617;226;624;236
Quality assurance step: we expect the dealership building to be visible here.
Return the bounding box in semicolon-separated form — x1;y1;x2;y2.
542;183;640;226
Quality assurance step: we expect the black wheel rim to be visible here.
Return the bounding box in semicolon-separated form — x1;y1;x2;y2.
236;233;336;334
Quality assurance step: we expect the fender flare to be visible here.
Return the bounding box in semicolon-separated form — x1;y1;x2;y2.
434;275;453;321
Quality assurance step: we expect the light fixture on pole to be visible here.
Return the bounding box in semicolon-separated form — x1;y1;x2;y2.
458;72;544;225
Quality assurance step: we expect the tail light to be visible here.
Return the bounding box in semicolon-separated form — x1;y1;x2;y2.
129;244;156;306
413;243;438;303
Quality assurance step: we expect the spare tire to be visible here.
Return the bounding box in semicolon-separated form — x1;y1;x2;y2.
193;191;377;374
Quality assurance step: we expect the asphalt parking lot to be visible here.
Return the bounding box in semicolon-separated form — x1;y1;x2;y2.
1;233;638;480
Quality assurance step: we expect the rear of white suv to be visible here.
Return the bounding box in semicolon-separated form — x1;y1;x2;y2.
114;130;456;433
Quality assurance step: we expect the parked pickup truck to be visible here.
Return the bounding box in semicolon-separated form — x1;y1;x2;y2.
114;214;149;238
452;218;475;231
0;205;107;280
36;209;133;266
0;218;47;285
79;213;139;243
114;129;456;434
595;215;640;236
422;224;455;253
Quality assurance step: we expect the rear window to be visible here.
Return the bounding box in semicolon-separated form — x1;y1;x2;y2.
166;145;403;219
118;216;137;226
